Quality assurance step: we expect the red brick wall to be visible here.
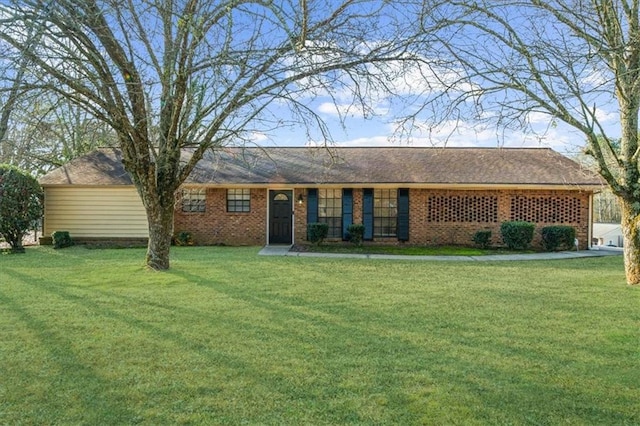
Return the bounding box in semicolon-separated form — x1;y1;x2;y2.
176;186;593;249
293;189;307;244
295;188;592;249
174;188;267;246
413;189;591;249
415;189;502;246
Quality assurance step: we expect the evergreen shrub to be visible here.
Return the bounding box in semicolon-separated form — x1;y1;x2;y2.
472;230;492;249
0;165;44;253
52;231;73;249
500;221;535;250
307;222;329;245
541;226;576;251
174;231;194;246
347;224;365;246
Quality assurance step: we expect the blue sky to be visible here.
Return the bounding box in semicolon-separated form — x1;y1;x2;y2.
255;80;619;157
0;0;622;158
248;2;623;158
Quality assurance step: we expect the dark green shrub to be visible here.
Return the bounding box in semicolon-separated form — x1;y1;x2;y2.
173;231;194;246
541;226;576;251
307;222;329;245
347;223;365;246
0;165;44;253
500;221;535;250
472;230;492;249
52;231;74;249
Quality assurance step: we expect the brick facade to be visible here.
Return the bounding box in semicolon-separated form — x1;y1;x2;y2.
176;187;593;249
410;189;591;249
174;188;268;246
293;189;307;244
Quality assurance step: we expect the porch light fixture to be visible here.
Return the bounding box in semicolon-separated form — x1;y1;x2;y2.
297;193;304;204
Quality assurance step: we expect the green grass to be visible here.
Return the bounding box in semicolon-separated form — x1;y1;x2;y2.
294;243;535;256
0;246;638;425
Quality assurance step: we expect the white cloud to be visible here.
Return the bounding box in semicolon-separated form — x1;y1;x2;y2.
317;101;389;118
582;68;610;88
249;132;269;143
317;102;348;116
381;59;478;96
594;107;617;123
335;135;394;147
527;111;553;125
291;52;476;121
325;116;588;155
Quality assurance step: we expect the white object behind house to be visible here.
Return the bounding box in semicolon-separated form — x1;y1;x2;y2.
593;223;623;247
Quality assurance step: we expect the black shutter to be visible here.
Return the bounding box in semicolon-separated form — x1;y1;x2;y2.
398;188;409;241
342;189;353;240
363;188;374;240
307;188;318;241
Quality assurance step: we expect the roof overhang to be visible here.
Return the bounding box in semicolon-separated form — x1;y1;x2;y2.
177;182;605;191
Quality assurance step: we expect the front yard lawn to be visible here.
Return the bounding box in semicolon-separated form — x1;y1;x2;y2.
0;246;638;424
292;243;535;256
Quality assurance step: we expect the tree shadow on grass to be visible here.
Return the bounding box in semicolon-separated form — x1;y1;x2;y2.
164;267;637;425
0;277;141;424
2;263;635;424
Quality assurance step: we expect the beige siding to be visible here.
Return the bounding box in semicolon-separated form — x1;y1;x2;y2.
43;186;148;238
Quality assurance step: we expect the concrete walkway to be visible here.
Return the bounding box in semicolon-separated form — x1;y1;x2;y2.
258;245;623;261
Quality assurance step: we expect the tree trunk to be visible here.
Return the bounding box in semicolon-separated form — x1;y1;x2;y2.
143;191;175;271
619;198;640;285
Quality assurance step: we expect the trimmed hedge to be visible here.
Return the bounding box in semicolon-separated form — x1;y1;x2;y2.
52;231;74;249
472;230;492;249
500;221;535;250
347;224;365;246
173;231;194;246
541;226;576;251
307;222;329;245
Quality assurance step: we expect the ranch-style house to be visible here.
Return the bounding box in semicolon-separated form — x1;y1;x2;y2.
39;146;603;249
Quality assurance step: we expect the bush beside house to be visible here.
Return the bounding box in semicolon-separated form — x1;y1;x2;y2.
500;221;535;250
541;226;576;251
307;223;329;245
0;165;44;253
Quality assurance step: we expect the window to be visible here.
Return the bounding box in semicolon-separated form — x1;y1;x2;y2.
227;189;251;212
318;189;342;238
374;189;397;237
182;188;206;212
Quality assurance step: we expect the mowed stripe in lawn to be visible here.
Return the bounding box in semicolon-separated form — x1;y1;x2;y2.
0;246;637;425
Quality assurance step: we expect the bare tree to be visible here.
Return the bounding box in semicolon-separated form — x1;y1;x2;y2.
0;25;35;162
0;0;423;270
0;11;111;174
0;93;114;174
413;1;640;284
0;59;26;149
594;190;622;223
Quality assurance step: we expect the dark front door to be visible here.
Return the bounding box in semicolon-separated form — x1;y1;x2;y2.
269;190;293;244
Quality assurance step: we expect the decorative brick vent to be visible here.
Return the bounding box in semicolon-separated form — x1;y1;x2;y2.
510;196;582;223
427;195;498;223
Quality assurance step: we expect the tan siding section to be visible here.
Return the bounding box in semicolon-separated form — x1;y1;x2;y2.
43;186;148;238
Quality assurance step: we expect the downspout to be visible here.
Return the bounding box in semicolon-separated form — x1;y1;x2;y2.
265;189;270;245
588;192;594;249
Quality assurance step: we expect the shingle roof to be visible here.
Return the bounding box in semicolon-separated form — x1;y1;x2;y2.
39;146;603;188
39;148;133;185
